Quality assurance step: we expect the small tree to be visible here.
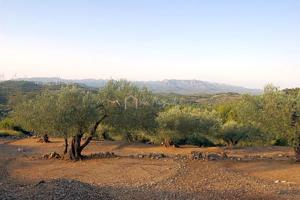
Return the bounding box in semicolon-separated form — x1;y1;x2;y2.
218;120;262;147
13;86;107;160
291;92;300;161
100;80;159;142
13;93;55;142
156;106;220;147
219;121;248;146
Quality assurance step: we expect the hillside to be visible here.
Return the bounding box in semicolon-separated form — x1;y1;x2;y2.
16;78;261;95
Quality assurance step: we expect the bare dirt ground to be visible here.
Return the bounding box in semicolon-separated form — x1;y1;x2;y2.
1;138;300;200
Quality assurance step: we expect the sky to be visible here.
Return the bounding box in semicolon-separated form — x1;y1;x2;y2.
0;0;299;89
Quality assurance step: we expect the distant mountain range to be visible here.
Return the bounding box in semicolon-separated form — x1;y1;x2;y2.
15;77;261;95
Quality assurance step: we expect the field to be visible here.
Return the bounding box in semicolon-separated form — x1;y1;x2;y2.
1;138;300;200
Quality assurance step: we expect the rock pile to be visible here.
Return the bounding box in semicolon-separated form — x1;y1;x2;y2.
136;154;147;159
149;153;166;159
42;152;61;160
90;152;117;159
129;153;167;159
174;154;189;160
191;151;228;161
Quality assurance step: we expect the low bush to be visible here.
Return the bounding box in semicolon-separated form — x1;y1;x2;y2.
186;133;215;147
0;118;17;130
0;129;23;137
272;137;289;146
218;120;263;147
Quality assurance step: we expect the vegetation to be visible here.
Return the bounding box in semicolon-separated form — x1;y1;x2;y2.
12;86;107;160
156;106;219;147
1;80;300;161
218;120;262;146
0;129;23;137
99;80;160;142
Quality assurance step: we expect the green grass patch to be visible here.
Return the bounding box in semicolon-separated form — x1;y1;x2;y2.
0;129;24;137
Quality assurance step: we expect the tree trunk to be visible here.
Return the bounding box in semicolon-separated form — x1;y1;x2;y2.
295;146;300;162
68;134;83;160
67;114;108;161
38;134;50;143
291;110;300;162
164;138;171;148
102;131;110;140
126;132;133;143
63;138;68;154
295;132;300;162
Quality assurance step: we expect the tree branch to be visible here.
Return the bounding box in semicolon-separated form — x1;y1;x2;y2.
79;114;108;151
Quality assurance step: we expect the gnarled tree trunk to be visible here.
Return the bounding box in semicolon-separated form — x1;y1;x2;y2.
38;134;50;143
163;138;171;148
69;134;83;160
67;114;107;161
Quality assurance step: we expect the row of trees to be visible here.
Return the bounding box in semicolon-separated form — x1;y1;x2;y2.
215;85;300;147
2;80;300;161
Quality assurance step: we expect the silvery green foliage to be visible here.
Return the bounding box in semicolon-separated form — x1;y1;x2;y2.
13;86;104;137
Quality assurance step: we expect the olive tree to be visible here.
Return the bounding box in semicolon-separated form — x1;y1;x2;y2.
290;91;300;161
156;106;220;147
13;86;107;160
231;86;295;146
218;120;262;146
13;92;56;142
100;80;160;142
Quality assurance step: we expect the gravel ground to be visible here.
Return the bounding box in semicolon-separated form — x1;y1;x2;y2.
1;138;300;200
1;160;300;200
106;160;300;200
0;179;111;200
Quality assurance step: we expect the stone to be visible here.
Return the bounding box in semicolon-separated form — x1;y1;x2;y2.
191;151;228;161
90;152;116;159
206;153;223;161
137;154;146;159
148;153;166;159
191;151;204;160
42;152;61;159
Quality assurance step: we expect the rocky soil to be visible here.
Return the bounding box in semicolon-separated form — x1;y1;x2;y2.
1;138;300;200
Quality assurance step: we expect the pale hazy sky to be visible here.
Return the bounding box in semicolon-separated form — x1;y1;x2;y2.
0;0;300;89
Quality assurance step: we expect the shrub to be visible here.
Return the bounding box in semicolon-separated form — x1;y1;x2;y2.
186;133;215;147
156;129;182;146
132;130;153;143
272;137;289;146
219;120;261;146
0;129;23;137
156;106;220;146
0;118;17;130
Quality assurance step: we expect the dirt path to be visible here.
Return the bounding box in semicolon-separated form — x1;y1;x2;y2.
1;138;300;200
